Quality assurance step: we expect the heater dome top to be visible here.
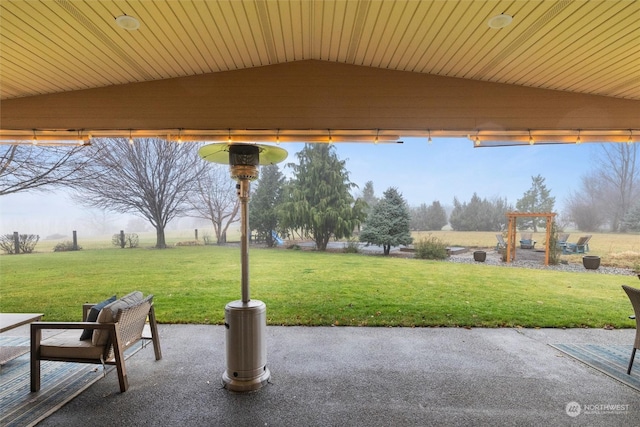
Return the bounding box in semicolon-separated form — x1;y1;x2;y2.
198;143;288;165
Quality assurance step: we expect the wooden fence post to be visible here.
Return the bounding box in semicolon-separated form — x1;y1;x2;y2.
13;231;19;254
72;230;78;251
120;230;125;249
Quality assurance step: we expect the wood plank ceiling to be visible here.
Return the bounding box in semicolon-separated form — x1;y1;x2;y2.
1;0;638;101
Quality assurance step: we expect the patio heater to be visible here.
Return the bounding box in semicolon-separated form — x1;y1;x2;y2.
198;143;287;392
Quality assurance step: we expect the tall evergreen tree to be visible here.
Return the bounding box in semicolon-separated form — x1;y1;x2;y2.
249;164;285;247
425;200;448;230
449;197;466;231
622;200;640;232
449;194;510;231
516;175;555;231
410;203;429;230
411;201;448;230
359;187;413;255
280;144;366;251
360;180;379;219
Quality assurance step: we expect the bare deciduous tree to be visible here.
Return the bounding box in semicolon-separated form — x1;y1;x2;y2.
567;144;640;231
188;163;240;244
71;138;205;248
597;144;639;231
565;144;639;232
564;174;607;232
0;145;89;196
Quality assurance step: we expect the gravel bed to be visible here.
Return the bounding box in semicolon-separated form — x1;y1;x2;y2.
447;250;637;277
276;241;638;278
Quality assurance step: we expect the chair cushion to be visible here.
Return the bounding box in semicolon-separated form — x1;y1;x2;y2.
79;295;117;341
41;330;105;360
92;291;144;346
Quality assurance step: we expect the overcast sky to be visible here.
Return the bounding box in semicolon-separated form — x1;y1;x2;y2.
0;137;600;237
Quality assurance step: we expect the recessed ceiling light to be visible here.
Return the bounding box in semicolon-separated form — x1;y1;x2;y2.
115;14;140;31
487;14;513;29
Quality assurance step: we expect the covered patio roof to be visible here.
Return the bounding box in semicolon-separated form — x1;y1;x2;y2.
1;0;638;146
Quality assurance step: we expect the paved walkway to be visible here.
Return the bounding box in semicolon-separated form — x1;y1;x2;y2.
33;325;639;426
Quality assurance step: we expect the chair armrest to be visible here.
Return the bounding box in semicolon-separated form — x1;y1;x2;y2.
31;322;115;331
31;322;117;365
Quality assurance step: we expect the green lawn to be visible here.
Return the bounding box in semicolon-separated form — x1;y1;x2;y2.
0;245;636;328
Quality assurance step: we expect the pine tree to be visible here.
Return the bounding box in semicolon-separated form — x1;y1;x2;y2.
360;180;379;219
359;187;413;255
449;194;510;231
516;175;555;232
410;203;429;230
249;164;285;247
425;200;448;230
622;200;640;232
280;144;366;250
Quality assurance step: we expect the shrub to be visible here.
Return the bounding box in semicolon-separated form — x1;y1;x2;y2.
53;241;82;252
0;233;40;254
342;238;360;253
202;232;213;245
0;234;14;254
175;241;201;246
414;235;448;260
112;233;139;248
499;231;508;262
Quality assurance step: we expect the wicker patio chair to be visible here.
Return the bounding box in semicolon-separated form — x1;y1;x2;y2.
622;285;640;375
31;293;162;393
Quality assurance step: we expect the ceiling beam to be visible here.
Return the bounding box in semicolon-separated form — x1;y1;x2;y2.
1;60;638;136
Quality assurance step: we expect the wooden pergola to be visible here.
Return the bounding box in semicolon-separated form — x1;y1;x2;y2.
505;212;556;266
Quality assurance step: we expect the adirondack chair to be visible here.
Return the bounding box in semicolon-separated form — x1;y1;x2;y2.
519;232;536;249
495;234;507;251
563;235;591;254
556;233;570;250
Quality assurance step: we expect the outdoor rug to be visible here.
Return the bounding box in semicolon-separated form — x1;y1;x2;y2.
551;343;640;392
0;336;143;427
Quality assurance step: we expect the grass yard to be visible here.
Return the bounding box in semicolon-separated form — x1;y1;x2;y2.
1;245;637;329
36;229;639;269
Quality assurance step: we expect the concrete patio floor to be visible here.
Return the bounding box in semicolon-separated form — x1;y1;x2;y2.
32;325;639;426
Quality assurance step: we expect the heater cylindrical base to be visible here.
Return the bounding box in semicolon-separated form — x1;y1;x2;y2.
222;367;271;393
222;300;270;392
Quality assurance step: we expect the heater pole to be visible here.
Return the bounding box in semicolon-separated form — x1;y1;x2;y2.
239;179;251;303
